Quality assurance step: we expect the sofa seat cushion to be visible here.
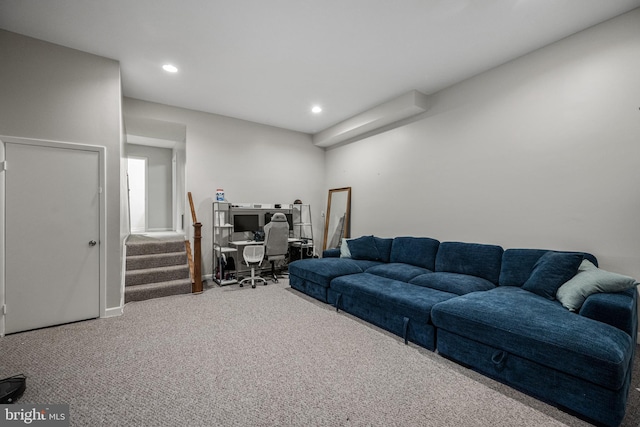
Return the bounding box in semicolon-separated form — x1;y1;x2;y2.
288;258;381;288
409;272;495;295
365;263;433;282
431;286;633;390
331;273;456;323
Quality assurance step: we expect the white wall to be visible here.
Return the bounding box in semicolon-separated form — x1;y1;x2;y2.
123;99;326;276
126;144;173;231
0;29;123;311
326;9;640;279
4;6;637;311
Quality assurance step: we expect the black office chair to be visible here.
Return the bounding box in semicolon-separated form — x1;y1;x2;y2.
263;213;290;282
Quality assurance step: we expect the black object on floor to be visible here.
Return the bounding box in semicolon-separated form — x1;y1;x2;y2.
0;374;26;403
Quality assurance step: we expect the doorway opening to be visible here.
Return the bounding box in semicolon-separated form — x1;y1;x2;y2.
127;156;147;233
124;116;187;237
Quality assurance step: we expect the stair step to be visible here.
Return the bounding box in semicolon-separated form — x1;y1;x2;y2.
125;264;190;286
126;252;187;271
124;279;192;303
126;240;186;256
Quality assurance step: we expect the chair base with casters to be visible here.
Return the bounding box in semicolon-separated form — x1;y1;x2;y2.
267;255;286;283
239;273;267;288
239;245;267;288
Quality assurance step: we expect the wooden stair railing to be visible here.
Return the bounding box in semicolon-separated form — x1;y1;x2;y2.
185;240;194;287
188;192;203;293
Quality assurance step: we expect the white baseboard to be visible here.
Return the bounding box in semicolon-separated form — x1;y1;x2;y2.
104;306;123;318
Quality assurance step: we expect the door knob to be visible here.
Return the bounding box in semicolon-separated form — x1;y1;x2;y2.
89;240;97;246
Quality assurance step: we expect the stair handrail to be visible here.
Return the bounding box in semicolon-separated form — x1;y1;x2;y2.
188;192;197;224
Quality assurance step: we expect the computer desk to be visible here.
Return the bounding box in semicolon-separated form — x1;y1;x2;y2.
230;238;302;247
229;238;304;274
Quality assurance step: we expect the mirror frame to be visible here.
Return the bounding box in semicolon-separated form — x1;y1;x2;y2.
323;187;351;251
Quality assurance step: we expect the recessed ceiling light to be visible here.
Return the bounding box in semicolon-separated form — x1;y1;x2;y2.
162;64;178;73
311;106;322;114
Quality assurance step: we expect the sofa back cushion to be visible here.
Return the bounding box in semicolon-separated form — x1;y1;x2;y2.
521;251;583;300
346;235;393;262
499;248;598;287
374;237;393;263
435;242;504;284
390;237;440;269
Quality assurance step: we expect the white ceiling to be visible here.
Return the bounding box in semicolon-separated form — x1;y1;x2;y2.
1;0;639;134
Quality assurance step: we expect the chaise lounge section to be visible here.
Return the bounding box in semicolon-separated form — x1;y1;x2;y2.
288;235;638;426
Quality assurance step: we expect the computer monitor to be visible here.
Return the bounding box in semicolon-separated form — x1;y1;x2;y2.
233;214;260;233
265;212;294;231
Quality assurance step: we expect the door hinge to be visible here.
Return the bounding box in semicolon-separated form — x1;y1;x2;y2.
98;187;103;194
0;161;6;171
1;304;6;315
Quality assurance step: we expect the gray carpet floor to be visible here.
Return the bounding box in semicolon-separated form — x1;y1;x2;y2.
1;279;638;426
126;232;186;243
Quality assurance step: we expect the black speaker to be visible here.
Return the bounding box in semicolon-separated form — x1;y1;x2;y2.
290;245;312;261
0;374;26;404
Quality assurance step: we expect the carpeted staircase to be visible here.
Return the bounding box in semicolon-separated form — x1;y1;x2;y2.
125;235;192;303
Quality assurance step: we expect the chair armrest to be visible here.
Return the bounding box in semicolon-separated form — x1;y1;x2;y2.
323;248;341;258
579;287;638;337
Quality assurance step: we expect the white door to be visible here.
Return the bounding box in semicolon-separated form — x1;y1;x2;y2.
4;142;100;334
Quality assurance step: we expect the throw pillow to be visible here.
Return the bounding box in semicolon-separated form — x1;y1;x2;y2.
522;251;583;300
556;260;638;311
347;235;381;261
340;238;352;258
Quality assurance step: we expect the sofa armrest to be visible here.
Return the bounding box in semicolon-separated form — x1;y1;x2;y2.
323;248;341;258
579;287;638;337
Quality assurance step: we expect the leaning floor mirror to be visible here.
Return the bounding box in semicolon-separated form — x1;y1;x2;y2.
323;187;351;251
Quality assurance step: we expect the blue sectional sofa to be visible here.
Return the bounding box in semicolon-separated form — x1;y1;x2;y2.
288;235;638;427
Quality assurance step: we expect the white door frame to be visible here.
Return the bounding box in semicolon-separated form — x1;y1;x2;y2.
0;135;107;336
173;146;186;234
